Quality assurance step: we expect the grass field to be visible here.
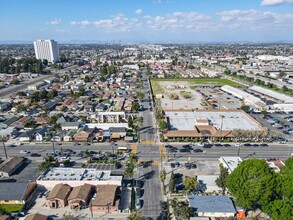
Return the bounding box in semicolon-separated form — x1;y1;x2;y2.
0;204;23;213
150;78;245;95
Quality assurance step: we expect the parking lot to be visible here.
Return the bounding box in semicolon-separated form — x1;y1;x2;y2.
200;87;242;110
252;113;293;141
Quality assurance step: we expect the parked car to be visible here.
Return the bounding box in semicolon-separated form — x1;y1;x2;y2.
193;149;203;152
136;187;142;198
179;148;191;152
260;143;268;147
136;199;141;209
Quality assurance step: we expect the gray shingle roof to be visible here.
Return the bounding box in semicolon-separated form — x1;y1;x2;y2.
188;195;236;214
0;182;28;200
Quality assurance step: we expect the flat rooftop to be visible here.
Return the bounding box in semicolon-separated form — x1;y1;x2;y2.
166;110;262;131
37;168;121;182
219;157;243;173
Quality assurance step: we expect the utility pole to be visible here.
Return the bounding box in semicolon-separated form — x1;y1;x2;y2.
0;135;9;159
2;141;8;159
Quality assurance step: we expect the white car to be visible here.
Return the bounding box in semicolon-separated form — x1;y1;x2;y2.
20;150;29;154
135;199;141;210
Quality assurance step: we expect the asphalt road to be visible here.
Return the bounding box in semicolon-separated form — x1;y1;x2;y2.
139;68;156;143
0;65;78;98
137;165;162;219
166;144;293;161
0;74;54;98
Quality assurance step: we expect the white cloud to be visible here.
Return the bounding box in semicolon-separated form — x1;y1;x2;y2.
69;10;293;38
261;0;293;6
48;19;62;25
135;9;143;15
217;9;293;30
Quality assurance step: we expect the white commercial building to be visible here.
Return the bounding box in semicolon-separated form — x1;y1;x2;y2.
33;39;59;63
250;86;293;103
36;168;123;189
221;85;266;109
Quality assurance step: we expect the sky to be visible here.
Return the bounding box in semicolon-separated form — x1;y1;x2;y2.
0;0;293;43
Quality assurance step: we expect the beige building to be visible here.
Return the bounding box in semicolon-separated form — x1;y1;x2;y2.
91;185;121;213
68;184;93;210
46;183;72;208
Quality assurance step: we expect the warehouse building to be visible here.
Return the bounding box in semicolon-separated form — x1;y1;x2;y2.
221;85;266;110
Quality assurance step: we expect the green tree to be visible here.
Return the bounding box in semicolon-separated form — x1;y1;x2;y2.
131;102;140;112
160;169;166;184
181;205;194;219
84;75;91;83
128;116;133;129
135;92;144;100
240;105;250;112
39;156;56;171
271;200;293;220
159;120;168;131
127;210;145;220
183;176;198;194
216;164;229;195
48;89;58;99
226;159;276;210
169;171;175;193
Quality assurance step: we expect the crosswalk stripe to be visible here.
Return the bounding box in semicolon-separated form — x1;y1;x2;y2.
130;144;138;154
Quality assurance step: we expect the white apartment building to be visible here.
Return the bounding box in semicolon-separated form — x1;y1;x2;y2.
33;39;60;63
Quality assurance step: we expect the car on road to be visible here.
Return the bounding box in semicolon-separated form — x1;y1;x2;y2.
223;144;231;147
182;144;193;149
214;144;222;147
252;144;259;147
179;148;191;152
202;144;213;148
30;153;41;157
243;143;251;147
260;143;268;147
136;199;141;209
20;150;29;154
193;149;203;152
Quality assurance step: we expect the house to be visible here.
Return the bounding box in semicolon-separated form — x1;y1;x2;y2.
0;157;24;177
68;184;93;210
44;99;59;111
63;130;77;142
24;213;48;220
18;129;37;142
188;195;236;218
34;117;48;125
3;116;19;127
0;102;11;112
51;130;67;142
73;126;95;142
0;182;36;205
27;82;45;91
35;127;48;142
46;183;72;208
109;127;127;139
91;185;121;213
61;122;80;131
